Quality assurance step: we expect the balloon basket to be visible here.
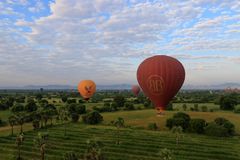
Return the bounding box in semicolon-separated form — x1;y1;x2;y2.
156;112;165;117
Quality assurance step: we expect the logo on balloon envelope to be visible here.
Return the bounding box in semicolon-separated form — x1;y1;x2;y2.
147;75;164;95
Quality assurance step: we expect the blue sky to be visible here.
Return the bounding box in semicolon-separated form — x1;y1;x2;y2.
0;0;240;86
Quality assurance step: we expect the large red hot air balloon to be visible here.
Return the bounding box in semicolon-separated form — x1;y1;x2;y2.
132;85;140;96
137;55;185;114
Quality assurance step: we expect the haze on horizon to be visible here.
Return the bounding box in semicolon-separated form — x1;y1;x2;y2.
0;0;240;87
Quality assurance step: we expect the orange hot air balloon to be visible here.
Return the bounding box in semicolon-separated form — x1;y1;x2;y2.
77;80;96;101
137;55;185;114
132;85;140;96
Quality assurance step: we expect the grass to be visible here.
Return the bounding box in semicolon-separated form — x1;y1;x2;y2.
102;109;240;133
0;123;240;160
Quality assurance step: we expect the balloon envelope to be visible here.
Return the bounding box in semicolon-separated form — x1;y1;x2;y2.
132;85;140;96
137;55;185;112
78;80;96;100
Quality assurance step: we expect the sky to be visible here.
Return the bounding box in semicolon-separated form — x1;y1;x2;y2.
0;0;240;87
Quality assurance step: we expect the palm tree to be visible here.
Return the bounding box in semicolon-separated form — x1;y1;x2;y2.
171;126;183;146
8;115;16;136
16;133;24;160
58;106;69;136
34;132;49;160
158;148;174;160
64;151;79;160
114;117;124;145
84;140;104;160
37;107;45;128
15;112;26;134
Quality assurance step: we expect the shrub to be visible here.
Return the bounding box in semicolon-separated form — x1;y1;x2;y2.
82;111;103;124
189;119;206;134
205;122;228;137
71;113;79;123
148;123;158;131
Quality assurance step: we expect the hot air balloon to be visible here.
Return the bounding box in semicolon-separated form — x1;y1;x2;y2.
78;80;96;101
137;55;185;114
132;85;140;96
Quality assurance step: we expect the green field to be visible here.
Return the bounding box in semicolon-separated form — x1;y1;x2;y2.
0;123;240;160
1;98;240;160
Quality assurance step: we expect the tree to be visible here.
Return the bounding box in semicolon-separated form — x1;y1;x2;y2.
166;112;190;131
124;102;135;110
148;123;158;131
37;107;45;128
71;113;79;122
158;148;174;160
16;133;24;160
61;96;68;103
84;140;104;160
36;94;43;101
113;95;125;108
10;104;24;113
189;119;206;134
214;117;228;125
171;126;183;146
25;99;38;112
214;117;235;135
219;94;238;110
173;112;190;130
166;102;173;111
82;111;103;125
39;99;49;108
15;112;27;133
205;122;228;137
48;108;57;126
194;104;199;111
58;106;69;136
34;132;49;160
8;115;16;136
201;106;208;112
64;151;80;160
182;104;187;111
114;117;124;145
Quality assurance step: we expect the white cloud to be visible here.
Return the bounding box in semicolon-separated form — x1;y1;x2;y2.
0;0;240;86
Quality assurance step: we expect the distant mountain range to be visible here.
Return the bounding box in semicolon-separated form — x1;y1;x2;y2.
0;83;239;90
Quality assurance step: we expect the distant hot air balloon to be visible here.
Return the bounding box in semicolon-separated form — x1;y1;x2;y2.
132;85;140;96
137;55;185;114
78;80;96;101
